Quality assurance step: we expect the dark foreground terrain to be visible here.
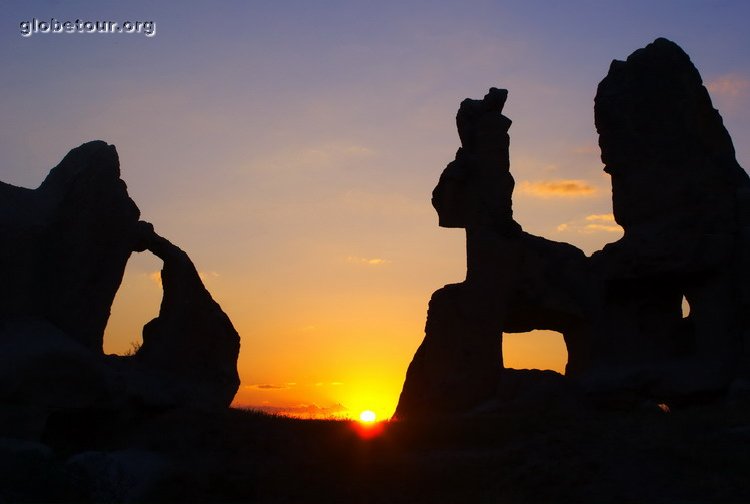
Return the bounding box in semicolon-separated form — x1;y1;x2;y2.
2;398;749;503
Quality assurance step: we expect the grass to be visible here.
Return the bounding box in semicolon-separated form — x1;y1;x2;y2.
116;400;750;503
5;399;750;503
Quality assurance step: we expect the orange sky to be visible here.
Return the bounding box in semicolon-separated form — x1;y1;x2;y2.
3;2;749;420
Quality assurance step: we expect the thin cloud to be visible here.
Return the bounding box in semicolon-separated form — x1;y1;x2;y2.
303;381;343;387
583;213;621;232
583;223;623;233
346;256;391;266
571;144;599;155
336;190;429;217
556;213;623;235
342;145;374;156
300;144;374;165
148;271;162;287
254;142;375;173
585;213;616;222
707;74;750;98
518;179;597;198
244;383;289;390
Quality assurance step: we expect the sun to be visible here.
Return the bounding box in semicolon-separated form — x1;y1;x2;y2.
359;410;377;423
352;409;385;439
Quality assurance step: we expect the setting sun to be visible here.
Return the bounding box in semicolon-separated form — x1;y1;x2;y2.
359;410;377;423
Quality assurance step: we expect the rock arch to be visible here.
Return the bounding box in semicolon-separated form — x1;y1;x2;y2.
130;223;241;409
0;141;240;412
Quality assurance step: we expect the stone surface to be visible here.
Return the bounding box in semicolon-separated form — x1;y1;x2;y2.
432;87;520;235
0;141;241;425
396;90;591;419
0;319;111;410
0;141;141;351
134;225;241;409
588;37;750;393
396;38;750;419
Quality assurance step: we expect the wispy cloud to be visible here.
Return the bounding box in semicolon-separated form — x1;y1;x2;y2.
244;383;289;390
585;213;616;222
254;142;375;173
148;271;162;287
299;144;374;165
245;381;342;391
556;213;623;235
707;74;750;98
346;256;391;266
583;223;622;233
518;179;597;198
571;144;599;155
336;190;429;217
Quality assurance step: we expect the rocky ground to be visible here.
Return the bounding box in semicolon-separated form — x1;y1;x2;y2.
1;397;749;503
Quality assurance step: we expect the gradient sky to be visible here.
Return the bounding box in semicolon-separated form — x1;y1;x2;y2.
3;1;749;419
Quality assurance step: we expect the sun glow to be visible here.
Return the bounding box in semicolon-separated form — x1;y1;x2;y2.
359;410;377;423
352;409;385;440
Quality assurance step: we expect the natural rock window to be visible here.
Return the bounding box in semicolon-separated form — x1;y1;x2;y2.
502;330;568;374
103;252;162;356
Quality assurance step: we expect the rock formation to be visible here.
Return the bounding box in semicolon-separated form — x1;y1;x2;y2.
396;90;591;418
0;141;240;421
133;225;240;409
395;38;750;419
589;38;750;395
0;141;141;352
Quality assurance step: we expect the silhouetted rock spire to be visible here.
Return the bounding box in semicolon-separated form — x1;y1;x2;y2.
432;87;520;235
397;90;589;419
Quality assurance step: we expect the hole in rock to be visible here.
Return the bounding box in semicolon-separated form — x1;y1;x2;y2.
103;252;163;356
502;330;568;374
681;295;690;319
